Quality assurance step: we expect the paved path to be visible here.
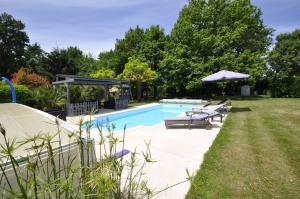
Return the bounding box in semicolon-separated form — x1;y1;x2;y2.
89;119;224;199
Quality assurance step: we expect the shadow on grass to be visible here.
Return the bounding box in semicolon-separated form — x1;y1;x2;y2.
231;107;252;113
230;95;269;101
209;95;269;101
166;123;221;130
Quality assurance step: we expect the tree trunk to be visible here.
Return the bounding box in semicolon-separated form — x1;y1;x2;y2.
137;81;142;101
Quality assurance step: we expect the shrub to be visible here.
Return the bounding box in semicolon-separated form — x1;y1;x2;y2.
290;76;300;97
90;68;116;78
11;67;50;87
27;86;66;111
0;83;31;104
70;85;105;103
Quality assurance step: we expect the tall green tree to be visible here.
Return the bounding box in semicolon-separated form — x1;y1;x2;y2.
120;58;157;101
24;43;51;78
113;26;145;74
0;12;29;77
97;50;118;70
77;54;102;76
139;25;167;97
140;25;166;71
160;0;273;96
42;46;83;78
269;29;300;97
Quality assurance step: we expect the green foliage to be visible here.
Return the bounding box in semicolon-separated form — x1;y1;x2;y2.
269;29;300;97
113;26;145;74
290;76;300;97
27;86;65;111
140;25;167;71
120;58;157;100
0;12;29;77
0;83;31;104
42;47;84;78
0;120;157;198
24;43;52;78
160;0;272;96
97;50;119;71
121;58;157;82
98;25;166;76
70;85;105;103
77;54;102;76
90;68;116;78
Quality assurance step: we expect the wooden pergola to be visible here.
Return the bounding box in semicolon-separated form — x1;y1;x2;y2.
52;74;131;115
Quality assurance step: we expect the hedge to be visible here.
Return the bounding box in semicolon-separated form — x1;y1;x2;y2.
290;76;300;97
0;83;31;104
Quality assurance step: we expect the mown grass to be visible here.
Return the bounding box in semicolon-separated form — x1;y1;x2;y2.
186;97;300;198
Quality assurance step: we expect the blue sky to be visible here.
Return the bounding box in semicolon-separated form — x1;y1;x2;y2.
0;0;299;56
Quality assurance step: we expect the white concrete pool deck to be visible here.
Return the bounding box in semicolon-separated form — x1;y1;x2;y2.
67;104;225;199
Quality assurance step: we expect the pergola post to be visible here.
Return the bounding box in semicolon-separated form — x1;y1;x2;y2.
64;83;70;104
120;83;124;97
104;84;109;101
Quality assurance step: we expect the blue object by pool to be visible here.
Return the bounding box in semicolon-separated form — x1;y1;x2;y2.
114;149;130;158
89;104;194;131
1;77;16;103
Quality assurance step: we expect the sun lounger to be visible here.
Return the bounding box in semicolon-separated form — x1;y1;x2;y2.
192;104;226;112
164;111;219;129
186;108;224;122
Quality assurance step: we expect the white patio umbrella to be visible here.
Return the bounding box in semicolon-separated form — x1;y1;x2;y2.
202;70;250;82
202;70;250;96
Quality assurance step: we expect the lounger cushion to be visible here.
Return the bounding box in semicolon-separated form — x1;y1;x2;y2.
164;114;208;121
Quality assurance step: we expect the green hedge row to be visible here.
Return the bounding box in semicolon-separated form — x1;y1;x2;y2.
0;83;31;104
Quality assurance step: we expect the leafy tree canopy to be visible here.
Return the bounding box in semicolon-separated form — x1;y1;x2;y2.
120;57;157;100
120;57;157;82
97;25;166;75
90;68;116;79
0;12;29;77
269;29;300;75
24;43;52;78
160;0;273;95
269;29;300;97
42;46;83;78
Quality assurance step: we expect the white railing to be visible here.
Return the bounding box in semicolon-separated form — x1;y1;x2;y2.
66;101;99;116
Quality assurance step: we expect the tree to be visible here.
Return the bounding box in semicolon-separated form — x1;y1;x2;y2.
90;68;116;78
113;26;145;74
120;58;157;101
24;43;51;78
160;0;273;96
11;67;50;87
269;29;300;97
140;26;167;98
97;50;118;70
42;46;83;78
0;12;29;77
140;25;166;71
77;54;102;76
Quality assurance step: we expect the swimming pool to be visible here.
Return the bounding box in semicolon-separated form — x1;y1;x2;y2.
88;104;195;131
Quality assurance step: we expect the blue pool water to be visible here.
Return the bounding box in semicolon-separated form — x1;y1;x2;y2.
89;104;194;131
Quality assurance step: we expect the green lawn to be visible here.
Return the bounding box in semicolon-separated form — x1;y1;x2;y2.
186;97;300;198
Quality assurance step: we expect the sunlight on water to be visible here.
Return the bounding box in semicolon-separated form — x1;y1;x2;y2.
90;104;195;131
